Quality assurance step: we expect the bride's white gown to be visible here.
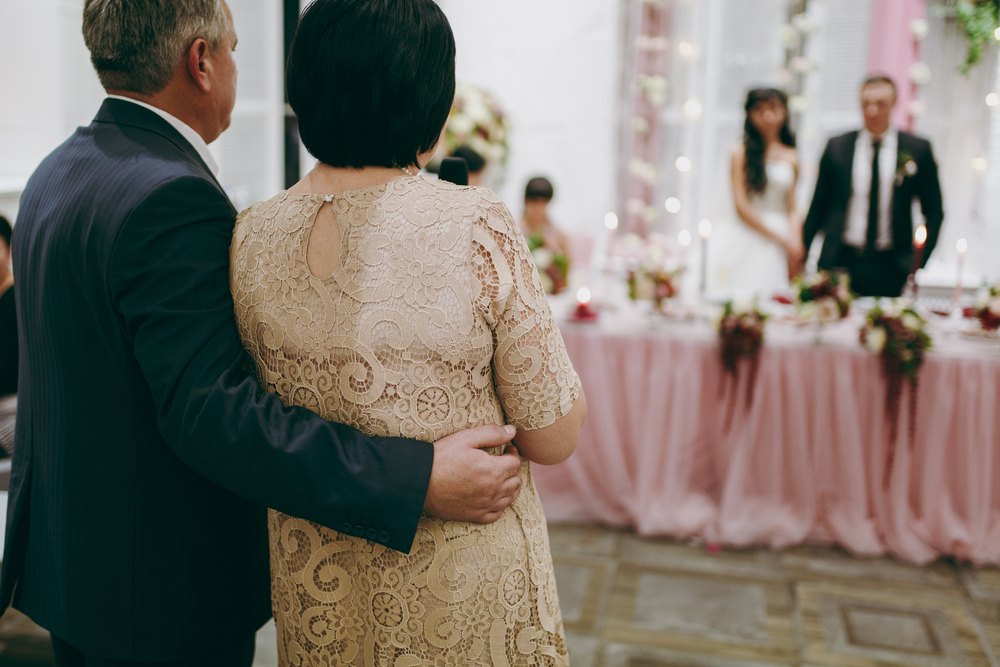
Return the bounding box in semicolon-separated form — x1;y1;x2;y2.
709;160;795;300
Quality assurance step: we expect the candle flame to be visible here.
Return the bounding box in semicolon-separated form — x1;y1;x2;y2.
957;238;968;254
576;288;592;305
604;212;619;230
678;230;692;247
698;219;712;239
914;225;927;247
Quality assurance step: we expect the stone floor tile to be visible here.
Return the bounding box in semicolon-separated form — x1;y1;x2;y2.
548;523;623;559
600;641;792;667
566;632;603;667
553;554;616;635
797;580;991;667
604;565;798;665
962;567;1000;602
618;535;786;581
782;544;961;589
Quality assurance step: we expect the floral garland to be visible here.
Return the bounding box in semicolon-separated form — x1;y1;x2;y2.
954;0;1000;74
437;83;511;174
794;271;853;322
717;301;768;422
972;282;1000;330
859;303;933;487
628;266;681;314
527;233;569;295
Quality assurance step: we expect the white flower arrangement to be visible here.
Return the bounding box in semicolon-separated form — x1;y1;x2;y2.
629;158;661;185
791;13;819;35
636;35;669;52
636;74;669;106
909;62;932;86
438;83;510;173
779;24;800;49
864;326;887;353
788;94;814;114
789;56;817;74
911;19;929;41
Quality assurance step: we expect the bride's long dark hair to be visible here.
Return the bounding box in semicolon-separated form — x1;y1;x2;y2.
743;88;795;194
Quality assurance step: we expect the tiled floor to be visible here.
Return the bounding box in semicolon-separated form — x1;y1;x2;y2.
2;524;998;667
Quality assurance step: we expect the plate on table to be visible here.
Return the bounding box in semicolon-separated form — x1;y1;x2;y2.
957;323;1000;340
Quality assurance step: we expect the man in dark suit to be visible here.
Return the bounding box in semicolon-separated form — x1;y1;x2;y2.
2;1;523;665
803;75;944;297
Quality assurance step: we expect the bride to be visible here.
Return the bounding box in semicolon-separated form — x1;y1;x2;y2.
714;88;804;298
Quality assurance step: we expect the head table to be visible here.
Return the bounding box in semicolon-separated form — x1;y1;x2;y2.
533;296;1000;565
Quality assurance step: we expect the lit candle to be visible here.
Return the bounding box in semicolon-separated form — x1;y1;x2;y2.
698;219;711;297
574;287;598;321
604;212;619;266
678;229;692;271
909;225;927;299
954;238;968;309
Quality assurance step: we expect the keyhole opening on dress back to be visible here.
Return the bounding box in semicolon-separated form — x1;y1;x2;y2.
306;199;343;281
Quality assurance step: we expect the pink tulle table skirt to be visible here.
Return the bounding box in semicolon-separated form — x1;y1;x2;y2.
534;317;1000;565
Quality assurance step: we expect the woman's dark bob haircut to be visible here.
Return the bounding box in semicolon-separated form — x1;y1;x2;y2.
287;0;456;170
524;177;554;202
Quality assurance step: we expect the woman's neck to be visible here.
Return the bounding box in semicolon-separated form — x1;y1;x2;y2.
288;163;417;196
523;214;548;232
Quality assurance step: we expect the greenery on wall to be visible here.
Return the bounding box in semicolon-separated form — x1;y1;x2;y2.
954;0;1000;74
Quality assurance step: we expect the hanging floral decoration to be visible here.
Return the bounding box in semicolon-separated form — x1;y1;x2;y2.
859;303;933;487
717;301;768;427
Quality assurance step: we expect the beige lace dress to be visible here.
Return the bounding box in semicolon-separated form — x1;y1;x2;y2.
230;176;581;667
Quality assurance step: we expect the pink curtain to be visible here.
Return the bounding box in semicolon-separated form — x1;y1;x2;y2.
533;326;1000;565
867;0;927;130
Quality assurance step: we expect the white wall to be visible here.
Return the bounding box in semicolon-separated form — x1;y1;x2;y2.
0;0;283;216
436;0;623;233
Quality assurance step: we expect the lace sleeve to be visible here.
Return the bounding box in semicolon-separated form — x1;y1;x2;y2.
473;198;581;431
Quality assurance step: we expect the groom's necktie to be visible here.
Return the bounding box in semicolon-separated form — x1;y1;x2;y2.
866;139;882;253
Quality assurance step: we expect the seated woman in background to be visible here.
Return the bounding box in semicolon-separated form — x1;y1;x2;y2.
0;215;16;456
450;144;486;185
518;177;574;294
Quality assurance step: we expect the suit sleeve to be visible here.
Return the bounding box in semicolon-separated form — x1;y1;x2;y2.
109;175;433;553
803;141;835;252
916;141;944;266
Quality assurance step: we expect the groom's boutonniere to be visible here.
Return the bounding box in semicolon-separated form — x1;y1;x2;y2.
895;151;917;186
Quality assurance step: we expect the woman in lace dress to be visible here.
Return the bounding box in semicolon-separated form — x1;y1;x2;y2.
715;88;804;298
230;1;587;665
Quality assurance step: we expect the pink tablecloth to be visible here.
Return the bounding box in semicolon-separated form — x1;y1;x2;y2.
533;319;1000;565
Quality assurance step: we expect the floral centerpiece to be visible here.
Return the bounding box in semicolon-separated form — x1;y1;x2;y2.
794;270;853;322
859;302;933;487
972;283;1000;331
527;233;569;295
717;300;769;415
435;83;511;175
627;266;681;314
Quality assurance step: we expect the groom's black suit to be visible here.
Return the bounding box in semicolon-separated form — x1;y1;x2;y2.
2;99;434;662
803;130;943;297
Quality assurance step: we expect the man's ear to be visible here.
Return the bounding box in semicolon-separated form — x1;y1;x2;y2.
186;38;212;93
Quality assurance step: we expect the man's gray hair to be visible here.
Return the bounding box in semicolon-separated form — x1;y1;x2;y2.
83;0;230;95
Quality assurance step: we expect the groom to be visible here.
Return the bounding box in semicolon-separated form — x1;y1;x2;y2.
2;1;523;665
803;75;944;297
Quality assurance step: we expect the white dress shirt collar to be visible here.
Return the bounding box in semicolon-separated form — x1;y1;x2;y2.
106;95;220;176
842;125;899;251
